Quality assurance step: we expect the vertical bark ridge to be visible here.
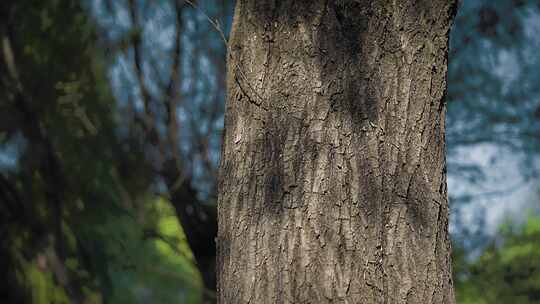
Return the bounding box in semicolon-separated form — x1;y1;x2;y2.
218;1;457;303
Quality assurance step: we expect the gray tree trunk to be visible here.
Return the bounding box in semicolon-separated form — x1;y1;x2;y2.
217;1;458;303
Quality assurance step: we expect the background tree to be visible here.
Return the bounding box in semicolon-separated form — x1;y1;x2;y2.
91;0;234;293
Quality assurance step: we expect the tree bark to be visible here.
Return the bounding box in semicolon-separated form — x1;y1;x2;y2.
217;1;457;303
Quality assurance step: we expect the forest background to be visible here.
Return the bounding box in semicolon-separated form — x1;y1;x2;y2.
1;0;540;303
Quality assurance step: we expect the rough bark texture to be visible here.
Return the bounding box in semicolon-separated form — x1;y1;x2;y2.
217;1;457;303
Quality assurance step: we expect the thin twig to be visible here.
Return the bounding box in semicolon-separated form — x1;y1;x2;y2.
183;0;267;107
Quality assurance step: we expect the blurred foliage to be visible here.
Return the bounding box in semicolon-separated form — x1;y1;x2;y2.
0;0;203;303
454;214;540;303
90;197;203;304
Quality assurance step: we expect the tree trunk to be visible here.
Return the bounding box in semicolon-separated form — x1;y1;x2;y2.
167;178;217;299
217;1;458;303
